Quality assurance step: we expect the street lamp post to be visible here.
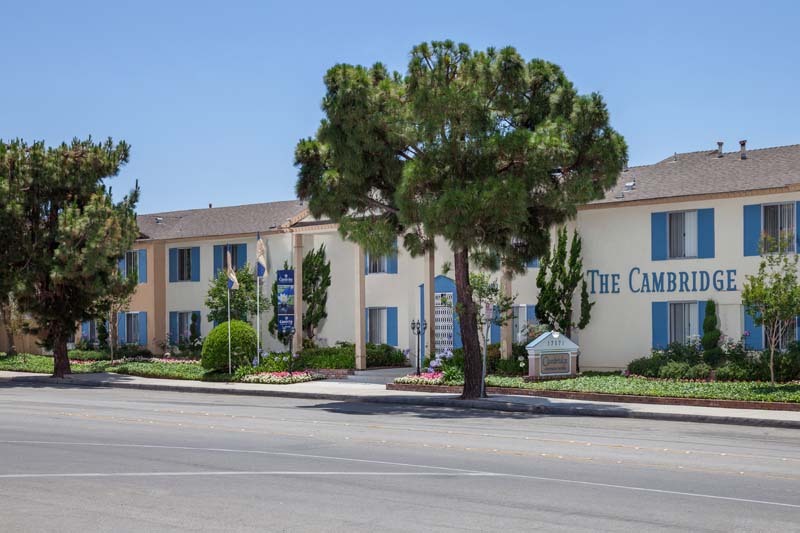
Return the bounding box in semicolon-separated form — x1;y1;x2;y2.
410;319;427;376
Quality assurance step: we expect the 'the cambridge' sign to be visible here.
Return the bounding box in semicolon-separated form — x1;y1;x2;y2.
587;268;738;295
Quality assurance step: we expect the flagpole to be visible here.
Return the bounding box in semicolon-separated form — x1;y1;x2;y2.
256;275;261;366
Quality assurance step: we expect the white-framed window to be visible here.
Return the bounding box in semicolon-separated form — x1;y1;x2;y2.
125;251;139;281
368;255;388;274
177;311;192;341
668;210;698;259
85;321;98;343
177;248;193;281
668;302;699;344
766;319;797;351
763;203;796;252
125;312;140;345
366;307;385;344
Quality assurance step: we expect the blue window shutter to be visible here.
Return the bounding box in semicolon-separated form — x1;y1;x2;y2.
526;305;537;324
236;244;247;271
651;212;667;261
698;301;706;337
138;312;148;347
169;248;178;282
138;249;147;283
743;310;763;350
651;302;668;349
527;258;540;269
386;307;398;346
364;252;369;275
490;305;501;344
796;202;800;253
743;204;762;256
213;245;224;278
190;247;200;281
697;208;715;259
169;312;178;344
81;321;90;339
386;241;398;274
365;308;369;342
117;313;126;345
118;256;126;278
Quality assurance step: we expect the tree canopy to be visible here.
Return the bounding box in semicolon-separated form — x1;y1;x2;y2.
0;138;140;377
295;40;627;398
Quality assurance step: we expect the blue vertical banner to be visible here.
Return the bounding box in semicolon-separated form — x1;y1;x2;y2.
276;269;295;333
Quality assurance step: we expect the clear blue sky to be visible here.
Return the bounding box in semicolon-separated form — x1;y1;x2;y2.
2;0;798;214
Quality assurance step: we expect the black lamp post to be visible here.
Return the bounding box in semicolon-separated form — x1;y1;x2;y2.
410;318;427;375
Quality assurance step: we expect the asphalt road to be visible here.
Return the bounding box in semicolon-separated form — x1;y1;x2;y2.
0;382;798;532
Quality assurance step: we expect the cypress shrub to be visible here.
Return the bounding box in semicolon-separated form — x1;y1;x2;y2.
701;300;723;367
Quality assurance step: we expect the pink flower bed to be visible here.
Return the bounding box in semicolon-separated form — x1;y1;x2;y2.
394;371;444;385
240;371;323;384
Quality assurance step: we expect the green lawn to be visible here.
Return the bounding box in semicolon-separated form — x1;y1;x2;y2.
485;375;800;403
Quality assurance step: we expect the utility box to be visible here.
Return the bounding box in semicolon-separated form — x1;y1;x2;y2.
526;331;579;379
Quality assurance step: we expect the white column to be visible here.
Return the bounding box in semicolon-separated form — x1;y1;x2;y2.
355;244;366;370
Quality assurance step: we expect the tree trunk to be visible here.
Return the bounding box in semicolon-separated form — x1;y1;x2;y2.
769;347;775;385
0;302;17;356
4;326;16;356
454;246;484;399
52;336;71;378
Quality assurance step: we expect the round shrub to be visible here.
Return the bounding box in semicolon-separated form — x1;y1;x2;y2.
685;363;711;380
658;361;690;380
201;320;257;372
627;354;669;377
715;362;751;382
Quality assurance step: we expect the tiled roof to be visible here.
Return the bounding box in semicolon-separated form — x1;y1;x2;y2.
591;143;800;206
137;200;308;240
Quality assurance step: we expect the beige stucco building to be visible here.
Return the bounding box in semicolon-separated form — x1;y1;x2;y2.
4;141;799;370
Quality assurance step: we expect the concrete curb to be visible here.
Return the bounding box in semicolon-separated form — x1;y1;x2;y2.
4;373;800;430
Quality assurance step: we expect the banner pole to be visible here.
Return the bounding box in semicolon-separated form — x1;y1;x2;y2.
227;287;231;374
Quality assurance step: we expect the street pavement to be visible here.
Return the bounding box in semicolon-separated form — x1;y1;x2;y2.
0;382;798;532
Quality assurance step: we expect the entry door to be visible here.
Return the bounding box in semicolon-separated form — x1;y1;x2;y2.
434;292;454;353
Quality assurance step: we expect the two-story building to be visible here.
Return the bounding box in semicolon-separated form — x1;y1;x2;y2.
4;141;799;370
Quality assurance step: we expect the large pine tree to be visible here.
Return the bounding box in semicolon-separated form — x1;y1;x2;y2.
0;138;139;377
295;41;626;398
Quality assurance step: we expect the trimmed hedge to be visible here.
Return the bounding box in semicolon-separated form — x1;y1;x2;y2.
201;320;257;372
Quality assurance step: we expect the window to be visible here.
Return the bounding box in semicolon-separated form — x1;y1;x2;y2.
368;254;387;274
766;319;797;351
177;248;192;281
763;203;795;252
125;251;139;281
125;313;139;345
87;321;97;343
668;302;698;344
668;211;698;258
366;308;385;344
223;246;240;271
177;311;192;341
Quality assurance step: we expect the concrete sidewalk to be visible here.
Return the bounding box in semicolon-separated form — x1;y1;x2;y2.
2;370;799;429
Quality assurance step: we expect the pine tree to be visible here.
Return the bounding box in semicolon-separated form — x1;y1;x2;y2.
302;244;331;340
1;138;139;377
295;41;626;398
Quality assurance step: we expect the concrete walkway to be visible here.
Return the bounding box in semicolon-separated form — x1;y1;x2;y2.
1;370;799;429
